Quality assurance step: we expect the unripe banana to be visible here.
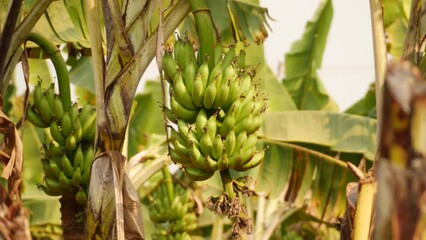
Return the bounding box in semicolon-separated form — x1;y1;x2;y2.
195;109;208;139
60;112;72;137
212;80;230;109
189;142;203;167
225;130;236;157
44;178;64;196
164;107;178;123
222;64;237;83
235;150;264;171
73;118;83;141
72;167;82;187
234;118;249;135
211;135;223;160
162;51;179;83
45;84;55;109
46;142;65;158
179;40;197;71
58;171;73;190
26;106;49;128
170;128;187;147
205;115;217;140
79;104;94;123
224;78;241;109
202;83;217;109
81;147;93;185
69;103;79;124
42;160;58;179
65;134;77;151
239;74;253;97
173;139;191;158
235;99;254;124
199;133;213;156
52;96;64;121
191;74;204;108
185;167;214;181
217;153;229;172
50;121;66;145
40;184;62;196
174;39;185;68
220;112;235;137
197;61;209;88
246;114;264;134
38;97;53;124
208;62;223;87
73;146;84;168
75;188;87;205
170;148;193;167
183;61;197;93
61;155;74;178
33;83;43;111
81;111;96;140
172;71;197;110
170;96;198;123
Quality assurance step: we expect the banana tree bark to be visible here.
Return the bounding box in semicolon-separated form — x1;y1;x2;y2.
85;0;190;238
373;61;426;239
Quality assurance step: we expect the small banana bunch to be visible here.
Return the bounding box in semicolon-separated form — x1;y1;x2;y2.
162;38;266;181
149;184;197;240
27;82;96;205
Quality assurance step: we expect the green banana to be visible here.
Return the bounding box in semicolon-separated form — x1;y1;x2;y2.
46;142;65;158
195;109;208;139
162;51;179;83
202;83;217;109
75;188;87;205
214;43;223;65
208;62;223;87
212;80;230;109
185;167;214;181
26;106;49;128
170;96;198;123
220;111;235;137
65;134;77;151
198;61;209;89
246;114;264;134
224;130;236;157
73;146;84;168
205;115;217;140
38;97;53;124
60;112;72;137
211;135;223;160
172;71;197;110
183;61;197;93
221;46;236;69
52;96;64;121
217;152;229;171
81;111;96;140
61;155;74;178
72;167;82;187
44;178;64;196
199;133;213;156
191;74;204;108
33;83;43;111
50;121;66;145
235;150;264;171
44;84;55;109
81;147;93;185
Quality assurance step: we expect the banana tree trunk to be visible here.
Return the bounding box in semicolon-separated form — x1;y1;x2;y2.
373;61;426;239
85;0;190;238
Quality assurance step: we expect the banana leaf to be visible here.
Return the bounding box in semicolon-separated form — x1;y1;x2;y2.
344;83;376;118
382;0;409;58
261;111;376;160
282;0;337;111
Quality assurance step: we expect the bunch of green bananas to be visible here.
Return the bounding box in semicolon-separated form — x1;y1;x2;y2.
162;38;266;181
27;82;96;205
149;184;197;240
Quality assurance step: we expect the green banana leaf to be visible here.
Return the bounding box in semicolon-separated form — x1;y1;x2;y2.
255;141;356;223
282;0;337;111
180;0;271;45
261;111;377;160
128;80;166;157
382;0;409;58
69;56;95;93
344;82;376;118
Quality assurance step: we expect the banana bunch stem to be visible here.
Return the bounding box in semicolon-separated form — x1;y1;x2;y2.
26;32;71;110
220;169;236;199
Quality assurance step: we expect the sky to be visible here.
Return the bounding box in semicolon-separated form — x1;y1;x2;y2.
261;0;375;110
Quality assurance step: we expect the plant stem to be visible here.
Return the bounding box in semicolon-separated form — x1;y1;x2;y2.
161;167;174;202
220;169;236;199
26;32;71;110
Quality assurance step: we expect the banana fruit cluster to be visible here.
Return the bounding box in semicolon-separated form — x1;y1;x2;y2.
149;184;197;240
162;39;266;180
27;82;96;205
